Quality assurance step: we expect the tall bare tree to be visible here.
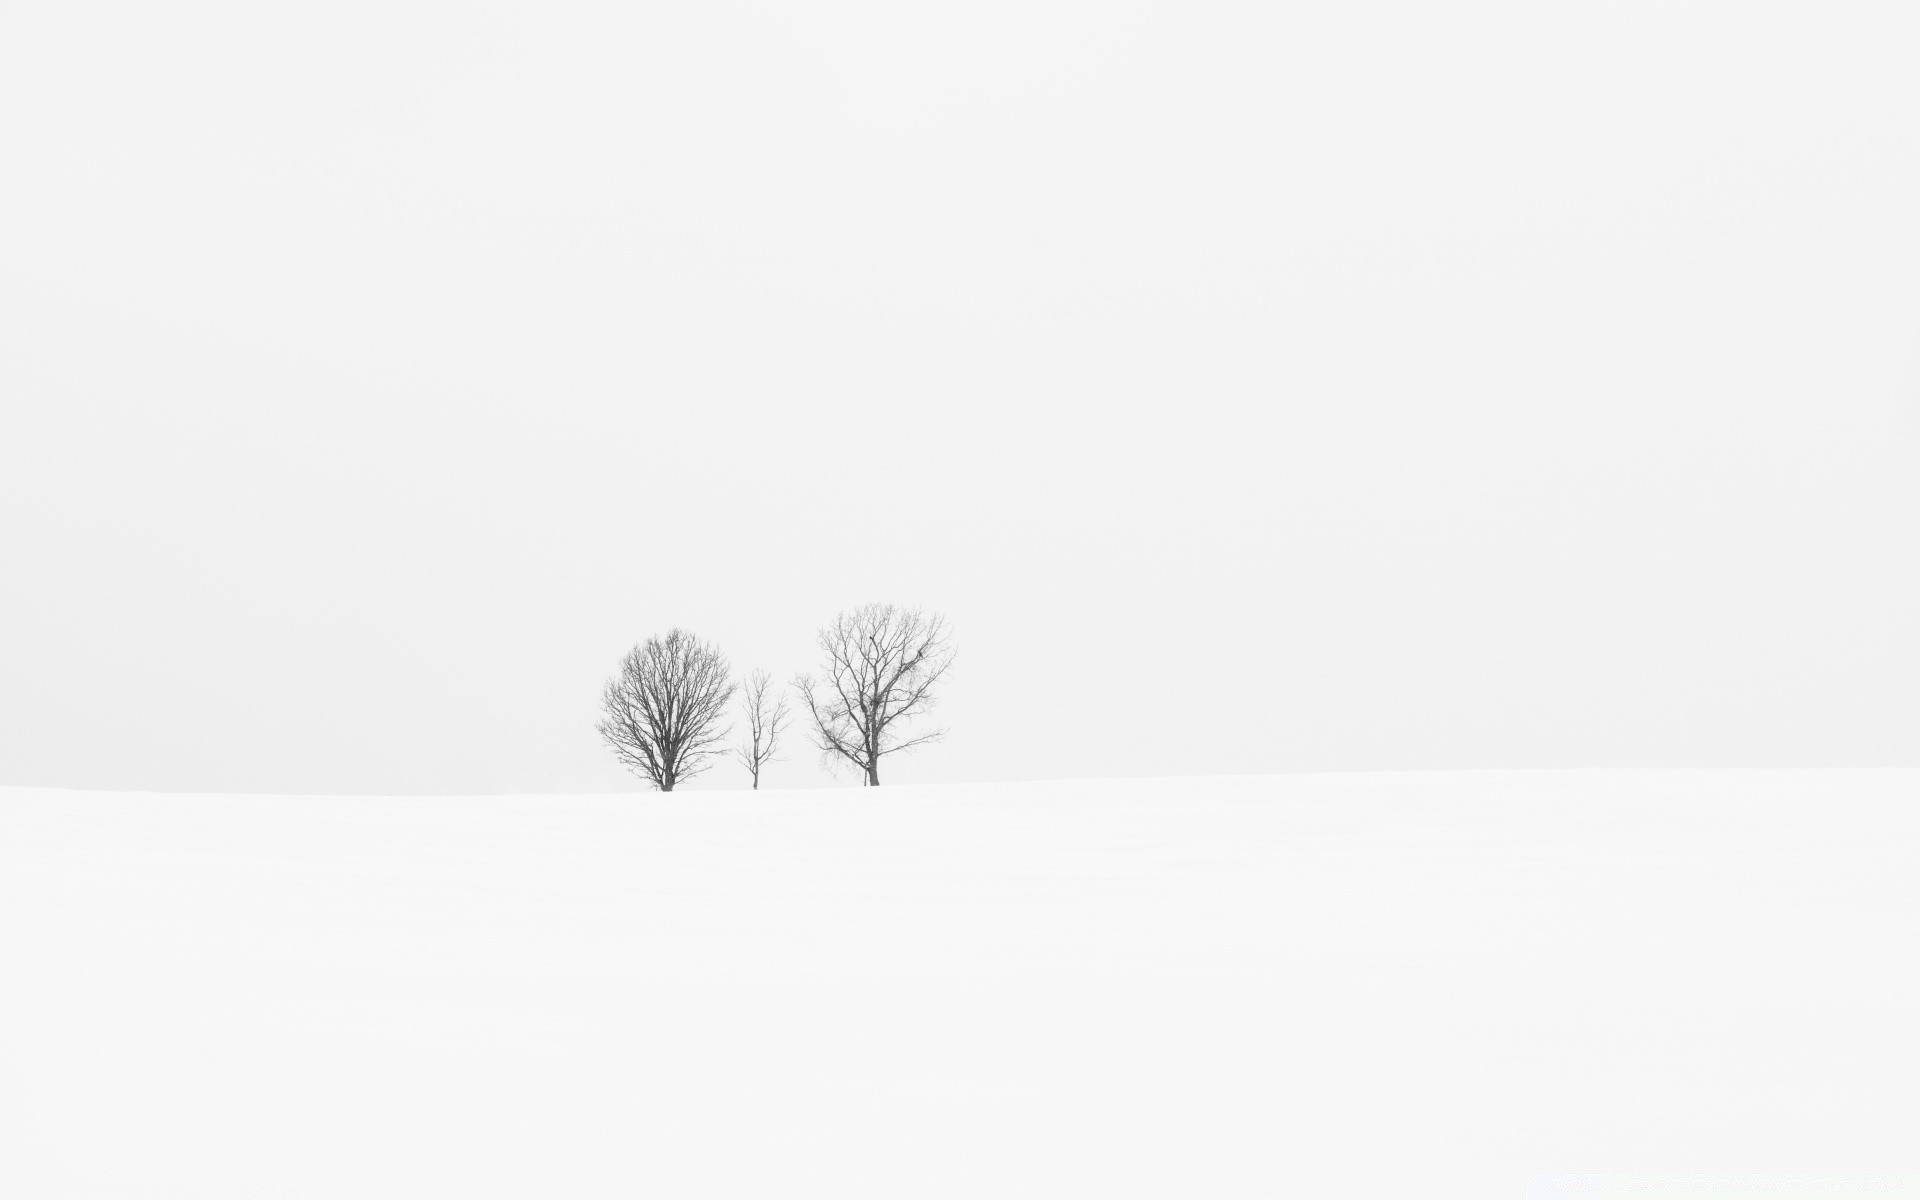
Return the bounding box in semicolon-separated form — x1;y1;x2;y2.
733;669;790;790
597;629;734;792
794;604;955;786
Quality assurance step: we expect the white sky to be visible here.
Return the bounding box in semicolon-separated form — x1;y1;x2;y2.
3;0;1917;792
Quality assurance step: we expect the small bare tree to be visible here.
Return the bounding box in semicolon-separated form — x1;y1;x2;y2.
597;629;734;792
733;668;790;789
794;603;955;786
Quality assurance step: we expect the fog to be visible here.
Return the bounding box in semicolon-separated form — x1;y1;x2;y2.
4;0;1917;791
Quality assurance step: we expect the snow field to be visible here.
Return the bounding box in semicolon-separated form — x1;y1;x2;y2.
3;771;1916;1198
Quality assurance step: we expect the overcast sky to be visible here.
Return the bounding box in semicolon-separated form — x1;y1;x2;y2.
4;0;1918;792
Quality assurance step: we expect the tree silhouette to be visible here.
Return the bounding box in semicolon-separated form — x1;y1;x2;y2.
795;604;954;786
597;629;734;792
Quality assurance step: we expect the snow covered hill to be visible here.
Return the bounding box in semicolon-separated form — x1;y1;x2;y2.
3;772;1916;1198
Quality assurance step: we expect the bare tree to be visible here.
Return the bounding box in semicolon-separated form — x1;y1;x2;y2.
597;629;734;792
794;604;955;786
733;668;790;790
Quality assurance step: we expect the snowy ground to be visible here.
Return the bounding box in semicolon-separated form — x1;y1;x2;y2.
2;771;1916;1198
